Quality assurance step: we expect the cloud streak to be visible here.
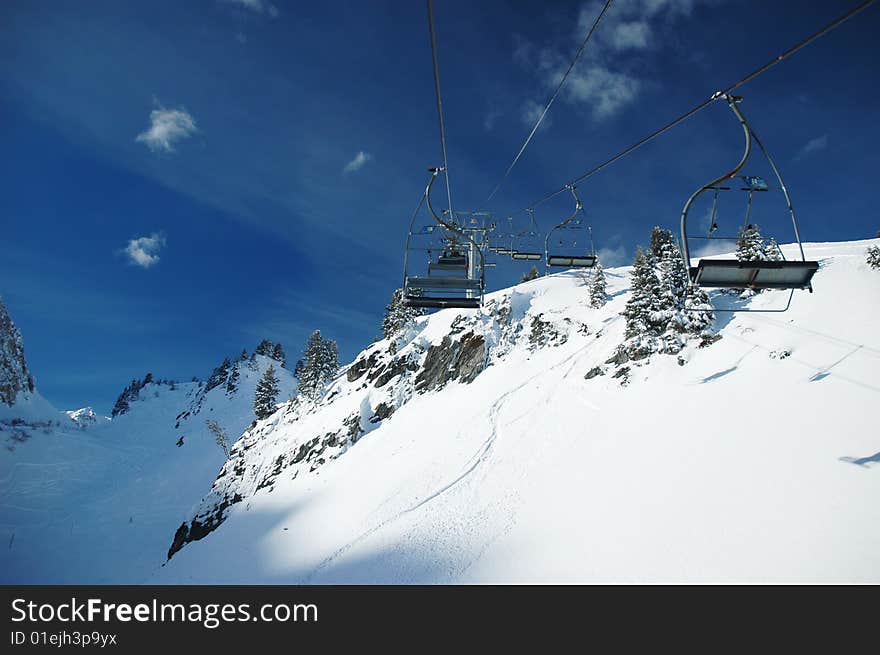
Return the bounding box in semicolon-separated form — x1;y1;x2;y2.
136;106;198;153
343;151;373;174
515;0;710;121
795;134;828;160
122;233;166;268
222;0;279;17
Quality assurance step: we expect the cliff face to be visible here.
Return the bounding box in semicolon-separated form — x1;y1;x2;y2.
0;295;35;407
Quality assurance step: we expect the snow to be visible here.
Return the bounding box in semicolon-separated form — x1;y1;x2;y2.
0;355;295;583
2;239;878;583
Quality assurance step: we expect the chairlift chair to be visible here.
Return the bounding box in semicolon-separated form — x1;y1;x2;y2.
402;167;485;310
544;185;597;269
510;209;544;260
679;95;818;299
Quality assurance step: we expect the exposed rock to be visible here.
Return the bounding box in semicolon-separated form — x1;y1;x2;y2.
0;295;35;406
347;351;379;382
415;332;486;393
584;366;605;380
605;347;629;366
369;402;395;424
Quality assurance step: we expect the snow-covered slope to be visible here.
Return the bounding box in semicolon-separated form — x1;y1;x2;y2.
154;239;880;584
0;354;295;583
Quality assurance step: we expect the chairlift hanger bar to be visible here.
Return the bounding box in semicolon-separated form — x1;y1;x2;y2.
517;0;876;215
427;0;454;219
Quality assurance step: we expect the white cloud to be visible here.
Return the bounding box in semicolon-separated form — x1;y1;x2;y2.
609;21;651;50
565;66;641;120
795;134;828;160
516;0;712;121
135;106;197;153
342;151;373;174
122;233;166;269
222;0;278;16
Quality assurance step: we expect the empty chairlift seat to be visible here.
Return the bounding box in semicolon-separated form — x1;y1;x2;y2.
511;251;543;261
689;259;819;290
546;254;597;268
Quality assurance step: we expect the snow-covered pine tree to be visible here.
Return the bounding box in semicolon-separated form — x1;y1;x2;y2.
520;265;541;283
657;240;690;351
736;224;768;262
648;226;675;266
254;364;280;420
766;237;783;261
588;262;608;308
682;285;715;336
622;247;665;341
867;245;880;270
381;288;424;340
298;330;340;401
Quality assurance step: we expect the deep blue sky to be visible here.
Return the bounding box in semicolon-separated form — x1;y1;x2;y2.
2;0;878;413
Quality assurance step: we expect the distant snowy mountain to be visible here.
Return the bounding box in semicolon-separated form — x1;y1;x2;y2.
157;239;880;584
0;347;295;583
64;407;110;429
2;239;878;584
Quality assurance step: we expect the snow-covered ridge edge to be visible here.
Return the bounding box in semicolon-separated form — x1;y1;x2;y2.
165;260;697;559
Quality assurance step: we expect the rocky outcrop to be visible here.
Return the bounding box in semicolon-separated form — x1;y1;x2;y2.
0;295;35;406
415;332;486;393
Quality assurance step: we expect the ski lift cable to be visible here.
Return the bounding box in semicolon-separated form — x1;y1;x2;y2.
427;0;454;220
484;0;616;204
518;0;876;214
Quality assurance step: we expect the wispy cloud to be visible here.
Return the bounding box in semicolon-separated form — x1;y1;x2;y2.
222;0;279;17
122;233;166;268
515;0;710;121
795;134;828;160
135;106;198;153
521;99;552;128
342;151;373;174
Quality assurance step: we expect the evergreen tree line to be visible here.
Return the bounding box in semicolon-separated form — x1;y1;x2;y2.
254;330;341;420
621;227;714;356
110;372;155;417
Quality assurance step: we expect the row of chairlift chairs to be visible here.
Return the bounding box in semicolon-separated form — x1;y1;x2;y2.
404;94;819;312
403;172;598;310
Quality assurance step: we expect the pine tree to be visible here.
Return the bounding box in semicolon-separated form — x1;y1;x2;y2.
225;364;239;395
736;224;768;262
648;226;675;265
622;247;665;340
254;364;280;420
520;265;541;283
205;357;231;393
271;343;286;367
298;330;339;401
766;237;783;261
867;245;880;270
588;263;608;308
381;288;424;341
254;339;274;357
293;358;305;381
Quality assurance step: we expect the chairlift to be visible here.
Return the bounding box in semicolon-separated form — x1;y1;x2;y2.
679;95;818;303
544;185;597;268
510;209;544;261
402;167;485;310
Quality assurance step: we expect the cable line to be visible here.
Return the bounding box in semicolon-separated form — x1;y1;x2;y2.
519;0;876;213
485;0;615;204
427;0;454;219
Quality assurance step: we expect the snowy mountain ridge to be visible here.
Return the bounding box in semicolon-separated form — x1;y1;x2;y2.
158;239;880;583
